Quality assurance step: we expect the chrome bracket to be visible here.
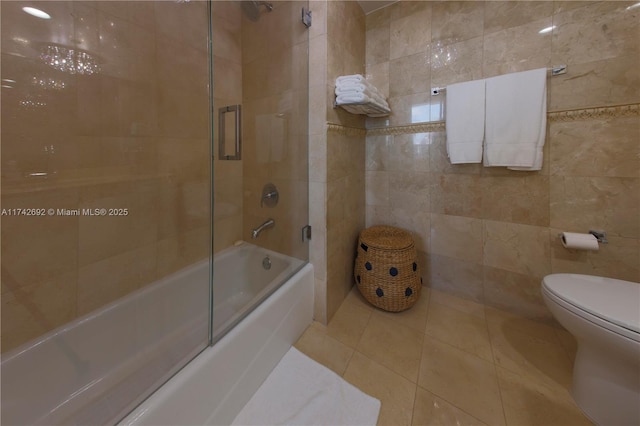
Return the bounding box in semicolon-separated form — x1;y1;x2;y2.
302;225;312;242
589;229;608;244
302;7;312;28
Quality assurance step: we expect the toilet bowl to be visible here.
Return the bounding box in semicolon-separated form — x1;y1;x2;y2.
542;274;640;426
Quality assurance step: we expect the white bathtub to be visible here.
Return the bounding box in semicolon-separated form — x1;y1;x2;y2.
1;243;313;426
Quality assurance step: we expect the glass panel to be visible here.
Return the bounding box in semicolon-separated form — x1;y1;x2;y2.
1;1;212;424
211;0;309;341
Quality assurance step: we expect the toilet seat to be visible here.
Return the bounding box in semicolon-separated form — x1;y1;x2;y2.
542;274;640;343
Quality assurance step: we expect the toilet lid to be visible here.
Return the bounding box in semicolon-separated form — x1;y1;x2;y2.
543;274;640;334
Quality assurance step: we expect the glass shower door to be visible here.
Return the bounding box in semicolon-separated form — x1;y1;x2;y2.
1;1;212;424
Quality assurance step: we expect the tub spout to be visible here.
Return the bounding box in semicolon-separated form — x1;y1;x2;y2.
252;218;274;239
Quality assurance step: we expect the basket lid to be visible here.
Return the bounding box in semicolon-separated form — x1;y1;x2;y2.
359;225;413;250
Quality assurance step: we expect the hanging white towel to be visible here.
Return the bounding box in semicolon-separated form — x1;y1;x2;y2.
445;79;486;164
484;68;547;170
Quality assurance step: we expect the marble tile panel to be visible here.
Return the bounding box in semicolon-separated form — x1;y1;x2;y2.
426;254;485;304
550;229;640;283
366;25;390;66
366;5;391;30
431;1;484;43
481;175;550;226
430;173;483;218
483;220;551;277
0;188;79;288
425;301;493;362
549;116;640;178
390;0;431;21
387;133;430;173
551;1;639;66
483;266;553;324
389;6;431;60
343;352;416;426
157;225;209;276
549;176;640;238
418;336;506;426
548;54;640;111
389;51;431;98
365;61;390;99
356;311;424;382
294;322;354;376
497;367;592;426
482;18;552;78
388;92;433;126
77;244;157;316
412;387;488;426
157;86;209;139
308;1;327;38
431;36;484;89
212;14;242;64
430;214;483;263
365;134;389;172
308;84;326;136
309;134;327;182
484;1;554;35
388;171;430;211
154;1;209;51
365;171;389;207
309;35;328;86
365;205;391;228
389;207;430;255
211;1;241;23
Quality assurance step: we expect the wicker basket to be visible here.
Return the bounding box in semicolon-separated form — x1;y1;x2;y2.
354;225;421;312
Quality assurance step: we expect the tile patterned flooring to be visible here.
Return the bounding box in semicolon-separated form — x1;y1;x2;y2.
294;286;594;426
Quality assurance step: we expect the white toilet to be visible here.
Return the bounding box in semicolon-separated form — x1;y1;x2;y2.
542;274;640;425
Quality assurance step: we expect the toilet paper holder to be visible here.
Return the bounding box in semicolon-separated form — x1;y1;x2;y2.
557;230;608;244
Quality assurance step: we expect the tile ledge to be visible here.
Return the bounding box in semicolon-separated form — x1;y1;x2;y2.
357;103;640;136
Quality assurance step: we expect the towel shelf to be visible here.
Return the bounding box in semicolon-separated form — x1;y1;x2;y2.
333;99;390;117
334;74;391;117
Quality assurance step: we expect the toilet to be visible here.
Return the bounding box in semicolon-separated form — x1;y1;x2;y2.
542;274;640;425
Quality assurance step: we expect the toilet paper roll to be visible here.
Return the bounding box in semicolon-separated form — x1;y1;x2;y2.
560;232;599;251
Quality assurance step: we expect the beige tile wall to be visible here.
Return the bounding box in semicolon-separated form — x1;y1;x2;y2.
364;1;640;323
240;1;309;262
309;0;367;323
213;1;244;254
1;1;212;352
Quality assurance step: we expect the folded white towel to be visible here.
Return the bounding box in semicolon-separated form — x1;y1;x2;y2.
337;90;388;108
445;79;485;164
335;83;373;94
484;68;547;170
336;74;365;85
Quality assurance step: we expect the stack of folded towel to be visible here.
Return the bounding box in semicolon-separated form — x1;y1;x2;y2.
335;75;390;117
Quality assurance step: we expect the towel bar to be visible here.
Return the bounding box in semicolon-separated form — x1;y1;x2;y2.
431;65;567;95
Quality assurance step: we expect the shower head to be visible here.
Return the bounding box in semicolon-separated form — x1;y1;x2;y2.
241;1;273;22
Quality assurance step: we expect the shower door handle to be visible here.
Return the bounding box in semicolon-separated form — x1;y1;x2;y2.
219;105;242;160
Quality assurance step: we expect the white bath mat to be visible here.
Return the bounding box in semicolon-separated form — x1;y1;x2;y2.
231;347;381;426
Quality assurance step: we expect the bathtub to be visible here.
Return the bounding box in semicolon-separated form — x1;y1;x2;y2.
1;243;313;426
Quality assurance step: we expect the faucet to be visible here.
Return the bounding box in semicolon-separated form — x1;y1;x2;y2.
252;218;274;239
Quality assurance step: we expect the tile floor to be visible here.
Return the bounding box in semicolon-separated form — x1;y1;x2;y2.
294;286;594;426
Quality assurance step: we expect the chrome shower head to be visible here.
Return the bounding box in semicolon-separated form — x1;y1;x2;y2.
241;1;273;22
